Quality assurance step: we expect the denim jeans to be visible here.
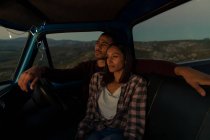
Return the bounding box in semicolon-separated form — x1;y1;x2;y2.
86;127;124;140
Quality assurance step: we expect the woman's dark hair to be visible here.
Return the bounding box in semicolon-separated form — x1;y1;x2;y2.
102;42;133;85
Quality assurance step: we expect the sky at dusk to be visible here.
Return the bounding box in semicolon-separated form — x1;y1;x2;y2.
0;0;210;41
133;0;210;41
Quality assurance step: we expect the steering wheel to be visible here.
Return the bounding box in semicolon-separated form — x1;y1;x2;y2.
32;78;68;111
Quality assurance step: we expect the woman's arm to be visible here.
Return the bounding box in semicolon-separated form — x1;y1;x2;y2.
124;76;147;140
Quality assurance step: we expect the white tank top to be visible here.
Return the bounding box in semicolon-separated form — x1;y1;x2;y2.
98;86;121;119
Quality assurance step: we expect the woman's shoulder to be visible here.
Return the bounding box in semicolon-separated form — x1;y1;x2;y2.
129;74;147;84
91;72;104;81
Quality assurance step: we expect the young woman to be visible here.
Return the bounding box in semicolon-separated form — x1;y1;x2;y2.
76;43;147;140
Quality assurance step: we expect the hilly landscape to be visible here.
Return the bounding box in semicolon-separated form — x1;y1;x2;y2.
135;39;210;62
1;38;210;81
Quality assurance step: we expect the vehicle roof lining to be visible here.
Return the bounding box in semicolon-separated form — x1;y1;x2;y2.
0;0;190;31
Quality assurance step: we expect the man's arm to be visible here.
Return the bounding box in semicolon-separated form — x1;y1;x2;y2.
135;59;210;96
44;60;97;82
18;60;96;92
18;66;48;92
175;66;210;96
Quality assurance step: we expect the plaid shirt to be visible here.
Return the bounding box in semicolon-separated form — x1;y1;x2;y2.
76;72;147;140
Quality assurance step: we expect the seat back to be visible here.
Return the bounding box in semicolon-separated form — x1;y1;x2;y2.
142;75;210;140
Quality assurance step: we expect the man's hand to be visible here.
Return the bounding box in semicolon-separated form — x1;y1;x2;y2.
175;66;210;96
18;66;47;92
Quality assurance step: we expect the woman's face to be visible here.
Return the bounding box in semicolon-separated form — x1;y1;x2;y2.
106;46;125;73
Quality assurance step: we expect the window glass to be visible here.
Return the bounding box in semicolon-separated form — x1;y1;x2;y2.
44;32;102;69
33;41;49;67
0;26;27;81
133;0;210;63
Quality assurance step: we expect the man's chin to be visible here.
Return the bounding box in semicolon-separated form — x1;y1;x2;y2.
95;55;106;60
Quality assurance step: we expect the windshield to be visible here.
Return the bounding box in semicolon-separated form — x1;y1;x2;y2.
0;26;28;81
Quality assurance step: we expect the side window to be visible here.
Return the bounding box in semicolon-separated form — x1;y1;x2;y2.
0;26;27;81
133;0;210;63
38;32;102;69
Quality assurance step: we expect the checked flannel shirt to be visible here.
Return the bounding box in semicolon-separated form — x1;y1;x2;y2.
76;72;147;140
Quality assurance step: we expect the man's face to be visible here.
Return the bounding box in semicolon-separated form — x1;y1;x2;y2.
95;35;113;59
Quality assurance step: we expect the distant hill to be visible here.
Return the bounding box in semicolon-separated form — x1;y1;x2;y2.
134;39;210;62
1;38;210;63
0;37;95;49
1;38;210;81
